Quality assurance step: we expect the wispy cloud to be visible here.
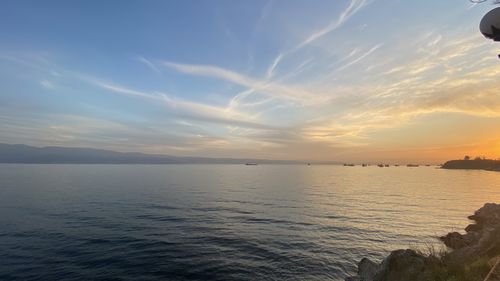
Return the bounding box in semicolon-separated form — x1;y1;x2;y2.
84;77;281;131
162;61;322;104
264;0;371;84
136;56;161;74
336;43;383;71
296;0;369;49
40;80;54;89
246;0;275;72
266;52;283;79
92;80;160;99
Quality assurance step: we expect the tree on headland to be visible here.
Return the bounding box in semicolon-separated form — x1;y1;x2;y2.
464;155;471;160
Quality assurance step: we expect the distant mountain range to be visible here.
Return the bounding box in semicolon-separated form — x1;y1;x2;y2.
0;143;300;164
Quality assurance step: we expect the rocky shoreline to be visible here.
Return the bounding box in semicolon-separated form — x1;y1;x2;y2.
346;203;500;281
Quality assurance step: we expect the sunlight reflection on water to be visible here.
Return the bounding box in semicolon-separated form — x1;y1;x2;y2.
0;164;498;280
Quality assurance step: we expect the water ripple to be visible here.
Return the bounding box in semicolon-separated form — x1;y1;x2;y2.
0;164;499;280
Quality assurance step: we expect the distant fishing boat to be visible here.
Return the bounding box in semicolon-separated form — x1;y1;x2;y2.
245;163;258;166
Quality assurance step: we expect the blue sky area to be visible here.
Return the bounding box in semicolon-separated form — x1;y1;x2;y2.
0;0;499;162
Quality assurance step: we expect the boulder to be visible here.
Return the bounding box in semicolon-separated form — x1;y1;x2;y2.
358;258;379;280
441;232;468;249
373;249;427;281
344;258;380;281
469;203;500;226
346;204;500;281
465;223;482;232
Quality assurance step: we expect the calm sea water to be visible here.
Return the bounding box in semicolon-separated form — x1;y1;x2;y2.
0;164;499;281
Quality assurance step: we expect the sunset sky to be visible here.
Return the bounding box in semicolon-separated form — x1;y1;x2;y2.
0;0;499;163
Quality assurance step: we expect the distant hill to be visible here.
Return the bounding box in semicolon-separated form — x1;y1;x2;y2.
0;143;299;164
442;159;500;172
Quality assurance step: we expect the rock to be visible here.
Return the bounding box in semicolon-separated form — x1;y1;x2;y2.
373;249;428;281
441;232;468;249
346;203;500;281
344;258;380;281
465;223;482;232
469;203;500;226
358;258;379;280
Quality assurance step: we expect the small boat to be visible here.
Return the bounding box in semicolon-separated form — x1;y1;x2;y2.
245;163;258;166
407;164;419;167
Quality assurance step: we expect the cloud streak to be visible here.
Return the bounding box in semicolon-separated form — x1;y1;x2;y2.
266;52;283;79
264;0;370;82
336;43;383;71
296;0;369;49
84;78;283;131
162;61;323;105
136;56;161;74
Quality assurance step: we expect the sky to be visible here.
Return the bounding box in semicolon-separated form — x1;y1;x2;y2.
0;0;499;163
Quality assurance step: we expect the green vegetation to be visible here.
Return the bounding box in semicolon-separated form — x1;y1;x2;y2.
412;230;500;281
346;204;500;281
413;254;493;281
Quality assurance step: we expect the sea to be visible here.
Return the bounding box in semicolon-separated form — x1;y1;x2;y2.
0;164;499;281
